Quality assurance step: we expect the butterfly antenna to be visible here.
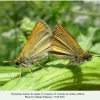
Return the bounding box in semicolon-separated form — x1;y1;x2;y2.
87;45;92;52
3;61;13;63
2;58;13;63
91;54;100;57
87;46;100;57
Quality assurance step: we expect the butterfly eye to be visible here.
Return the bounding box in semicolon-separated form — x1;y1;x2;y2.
14;60;21;66
85;54;92;61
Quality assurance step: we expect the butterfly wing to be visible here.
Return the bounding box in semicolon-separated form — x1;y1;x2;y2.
18;20;51;61
51;24;84;59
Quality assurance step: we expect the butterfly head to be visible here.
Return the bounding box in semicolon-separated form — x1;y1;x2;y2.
84;52;92;61
14;60;21;66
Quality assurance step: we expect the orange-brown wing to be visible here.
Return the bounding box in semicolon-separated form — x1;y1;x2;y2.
51;24;84;58
17;20;51;61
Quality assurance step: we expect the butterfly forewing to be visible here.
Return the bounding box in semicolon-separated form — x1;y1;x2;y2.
17;20;51;62
52;24;84;59
28;29;51;60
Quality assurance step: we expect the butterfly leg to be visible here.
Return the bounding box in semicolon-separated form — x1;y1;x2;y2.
16;67;23;82
73;66;78;74
21;63;33;78
62;60;72;68
18;67;22;80
33;60;49;71
67;60;79;73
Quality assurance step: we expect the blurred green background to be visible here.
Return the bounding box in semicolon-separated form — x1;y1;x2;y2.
0;1;100;90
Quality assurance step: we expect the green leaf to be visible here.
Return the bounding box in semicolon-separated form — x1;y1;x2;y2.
0;67;20;86
20;17;36;33
77;27;98;51
0;57;100;90
90;43;100;54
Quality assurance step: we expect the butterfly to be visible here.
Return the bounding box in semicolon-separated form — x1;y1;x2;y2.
4;20;51;78
51;24;92;67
